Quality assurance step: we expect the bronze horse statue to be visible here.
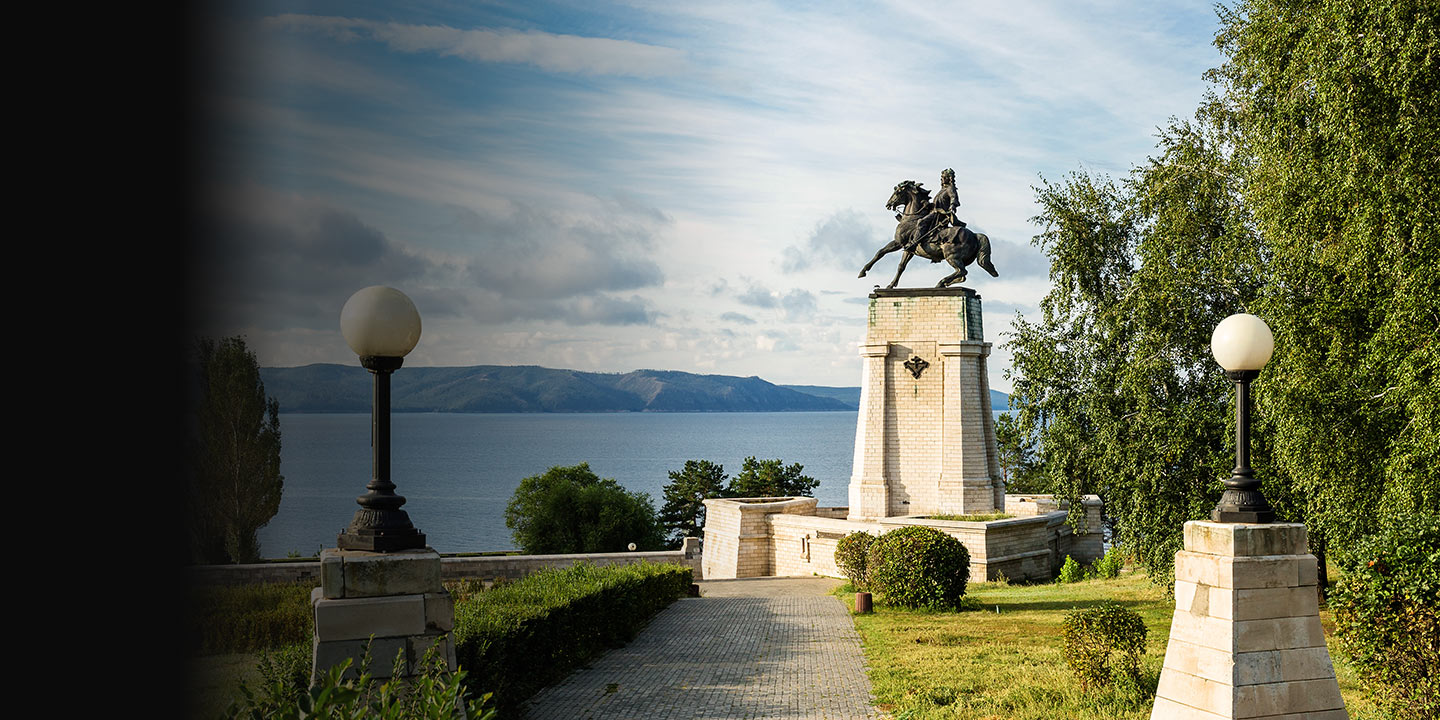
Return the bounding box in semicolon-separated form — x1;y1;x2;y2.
858;180;998;288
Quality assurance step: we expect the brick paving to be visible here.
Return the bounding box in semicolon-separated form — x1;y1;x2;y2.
522;578;880;719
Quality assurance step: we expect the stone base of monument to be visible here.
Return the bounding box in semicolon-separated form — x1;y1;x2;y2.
312;547;456;685
1150;522;1346;719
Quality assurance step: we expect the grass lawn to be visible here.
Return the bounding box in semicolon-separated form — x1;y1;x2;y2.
842;569;1386;719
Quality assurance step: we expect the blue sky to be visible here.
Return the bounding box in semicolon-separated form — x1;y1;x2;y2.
191;0;1226;390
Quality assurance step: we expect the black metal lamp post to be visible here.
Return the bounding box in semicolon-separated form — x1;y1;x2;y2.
336;286;427;552
1210;313;1276;524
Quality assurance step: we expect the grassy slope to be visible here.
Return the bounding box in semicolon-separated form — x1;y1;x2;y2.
843;570;1384;720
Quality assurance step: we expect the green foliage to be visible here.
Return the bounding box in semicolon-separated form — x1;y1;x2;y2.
833;531;876;590
927;513;1014;522
188;582;314;654
1061;602;1148;695
1210;0;1440;554
452;561;692;715
1093;547;1125;580
1006;0;1440;584
188;336;284;564
504;463;665;554
867;526;971;610
1056;555;1087;584
226;639;495;720
658;459;728;547
995;412;1046;493
1330;515;1440;720
725;456;818;498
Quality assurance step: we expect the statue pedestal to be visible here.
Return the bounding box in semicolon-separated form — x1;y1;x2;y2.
847;288;1002;520
1151;522;1347;719
311;547;456;684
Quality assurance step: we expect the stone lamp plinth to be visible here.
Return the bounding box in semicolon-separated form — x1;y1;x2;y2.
1151;522;1347;719
311;547;456;684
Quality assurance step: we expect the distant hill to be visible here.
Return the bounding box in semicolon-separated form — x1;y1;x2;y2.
783;384;1010;412
259;364;855;413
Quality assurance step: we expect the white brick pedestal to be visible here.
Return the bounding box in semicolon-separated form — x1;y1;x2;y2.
1151;522;1347;719
311;547;456;684
848;288;1002;520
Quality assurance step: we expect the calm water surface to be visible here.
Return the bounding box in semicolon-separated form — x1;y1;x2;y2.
259;412;860;557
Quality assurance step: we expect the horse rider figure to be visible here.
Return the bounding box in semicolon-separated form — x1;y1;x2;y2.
908;168;965;257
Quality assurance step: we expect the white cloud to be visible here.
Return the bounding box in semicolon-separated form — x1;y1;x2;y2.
266;14;687;77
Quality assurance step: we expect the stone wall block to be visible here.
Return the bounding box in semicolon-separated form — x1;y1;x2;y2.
423;591;454;632
341;549;442;597
314;594;426;642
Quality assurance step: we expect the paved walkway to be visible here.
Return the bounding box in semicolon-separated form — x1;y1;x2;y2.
522;577;880;719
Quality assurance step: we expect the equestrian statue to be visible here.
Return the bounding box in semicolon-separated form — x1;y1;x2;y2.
858;168;998;289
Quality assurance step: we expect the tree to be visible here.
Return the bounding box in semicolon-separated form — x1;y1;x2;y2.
504;463;664;554
725;456;818;498
659;460;728;548
994;413;1045;494
1008;111;1266;581
187;336;284;564
1210;0;1440;553
1005;0;1439;587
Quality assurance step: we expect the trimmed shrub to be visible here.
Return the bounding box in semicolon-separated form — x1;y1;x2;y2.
452;561;693;715
1331;515;1440;720
1093;546;1125;579
1061;602;1148;691
866;526;971;609
1056;554;1087;583
834;531;876;590
187;581;314;654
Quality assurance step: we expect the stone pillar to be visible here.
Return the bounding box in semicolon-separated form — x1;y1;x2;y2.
312;547;456;685
848;343;891;520
848;288;1000;519
1151;522;1347;719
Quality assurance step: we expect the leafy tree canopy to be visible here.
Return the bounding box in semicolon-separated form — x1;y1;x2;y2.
504;463;664;554
187;336;284;564
726;456;818;499
658;460;728;548
1005;0;1438;583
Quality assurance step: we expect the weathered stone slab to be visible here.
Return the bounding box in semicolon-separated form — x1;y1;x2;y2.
340;548;442;597
313;636;408;682
423;591;454;632
1185;522;1308;557
314;594;426;642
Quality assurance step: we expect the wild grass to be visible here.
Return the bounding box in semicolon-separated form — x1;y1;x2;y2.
924;513;1015;522
841;569;1386;719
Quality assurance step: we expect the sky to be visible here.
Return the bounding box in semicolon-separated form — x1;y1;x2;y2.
188;0;1227;391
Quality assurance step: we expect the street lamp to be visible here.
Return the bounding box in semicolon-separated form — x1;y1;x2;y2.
1209;313;1275;523
337;286;427;551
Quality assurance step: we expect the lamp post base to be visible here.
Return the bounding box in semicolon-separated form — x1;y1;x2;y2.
337;508;427;552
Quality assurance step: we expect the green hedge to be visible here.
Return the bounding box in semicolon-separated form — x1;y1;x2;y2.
187;581;315;654
452;561;693;715
1332;515;1440;720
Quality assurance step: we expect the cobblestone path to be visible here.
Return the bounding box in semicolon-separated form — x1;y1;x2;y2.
521;580;880;719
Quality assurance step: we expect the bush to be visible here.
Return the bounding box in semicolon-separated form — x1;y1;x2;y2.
1056;554;1087;583
867;526;971;609
1061;602;1148;692
452;561;692;715
834;532;876;590
1331;515;1440;720
226;638;495;720
1093;546;1125;579
187;581;314;654
505;463;665;554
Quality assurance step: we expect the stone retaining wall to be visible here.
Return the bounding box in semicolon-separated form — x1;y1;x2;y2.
702;495;1104;582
